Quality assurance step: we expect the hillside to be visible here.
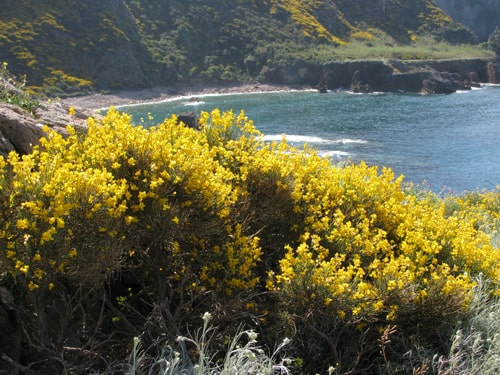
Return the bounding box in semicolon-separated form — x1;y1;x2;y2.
0;0;492;95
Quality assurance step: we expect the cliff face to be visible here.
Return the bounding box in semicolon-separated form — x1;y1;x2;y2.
435;0;500;41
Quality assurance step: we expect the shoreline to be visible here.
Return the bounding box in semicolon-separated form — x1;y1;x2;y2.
60;83;312;111
58;81;500;112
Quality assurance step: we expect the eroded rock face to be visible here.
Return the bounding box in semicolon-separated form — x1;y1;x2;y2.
436;0;500;41
0;101;96;158
487;58;500;83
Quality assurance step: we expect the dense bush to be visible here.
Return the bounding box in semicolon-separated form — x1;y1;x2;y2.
0;108;499;374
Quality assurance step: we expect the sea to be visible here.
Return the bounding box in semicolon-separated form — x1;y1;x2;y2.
118;85;500;194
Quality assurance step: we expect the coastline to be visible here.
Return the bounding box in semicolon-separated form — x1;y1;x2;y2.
60;83;310;111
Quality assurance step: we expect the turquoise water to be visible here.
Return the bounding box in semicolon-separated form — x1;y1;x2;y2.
118;85;500;193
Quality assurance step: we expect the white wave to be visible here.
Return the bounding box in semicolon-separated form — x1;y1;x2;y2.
320;150;351;158
333;138;368;144
114;88;317;110
262;135;368;146
262;134;330;144
182;100;206;106
345;91;385;96
480;83;500;88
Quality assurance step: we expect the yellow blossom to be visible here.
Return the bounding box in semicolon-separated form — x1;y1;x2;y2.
28;281;39;291
16;218;30;230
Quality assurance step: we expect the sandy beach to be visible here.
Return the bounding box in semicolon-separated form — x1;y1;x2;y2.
61;83;310;110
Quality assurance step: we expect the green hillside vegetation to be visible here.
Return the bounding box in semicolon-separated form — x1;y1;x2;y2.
0;0;493;95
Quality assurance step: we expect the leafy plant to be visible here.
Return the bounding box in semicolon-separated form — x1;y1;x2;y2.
0;61;39;112
126;312;292;375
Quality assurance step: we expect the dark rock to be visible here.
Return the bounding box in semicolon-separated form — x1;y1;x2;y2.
177;112;199;130
317;67;328;93
422;72;470;94
422;77;456;95
487;58;500;83
260;58;490;94
468;71;480;84
349;70;373;93
401;59;489;82
321;60;393;91
260;60;322;86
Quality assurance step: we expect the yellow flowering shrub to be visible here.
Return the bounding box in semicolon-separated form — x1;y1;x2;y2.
0;106;498;374
0;108;259;296
269;159;499;323
0;127;129;287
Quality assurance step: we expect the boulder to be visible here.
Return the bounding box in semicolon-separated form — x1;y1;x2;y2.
468;71;481;86
422;72;471;94
0;102;94;158
422;77;456;95
0;104;44;156
176;112;199;130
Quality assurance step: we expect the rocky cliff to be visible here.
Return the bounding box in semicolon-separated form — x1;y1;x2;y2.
0;97;94;158
435;0;500;41
262;57;500;93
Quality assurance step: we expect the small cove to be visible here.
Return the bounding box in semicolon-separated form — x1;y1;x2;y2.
119;85;500;194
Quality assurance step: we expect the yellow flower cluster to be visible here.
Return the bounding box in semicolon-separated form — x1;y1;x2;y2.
0;108;265;295
268;154;499;321
0;107;498;331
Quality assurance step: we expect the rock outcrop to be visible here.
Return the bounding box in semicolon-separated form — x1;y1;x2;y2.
487;57;500;83
317;58;493;94
0;102;95;158
268;58;493;94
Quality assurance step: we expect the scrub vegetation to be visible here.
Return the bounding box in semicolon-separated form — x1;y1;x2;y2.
1;101;498;373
